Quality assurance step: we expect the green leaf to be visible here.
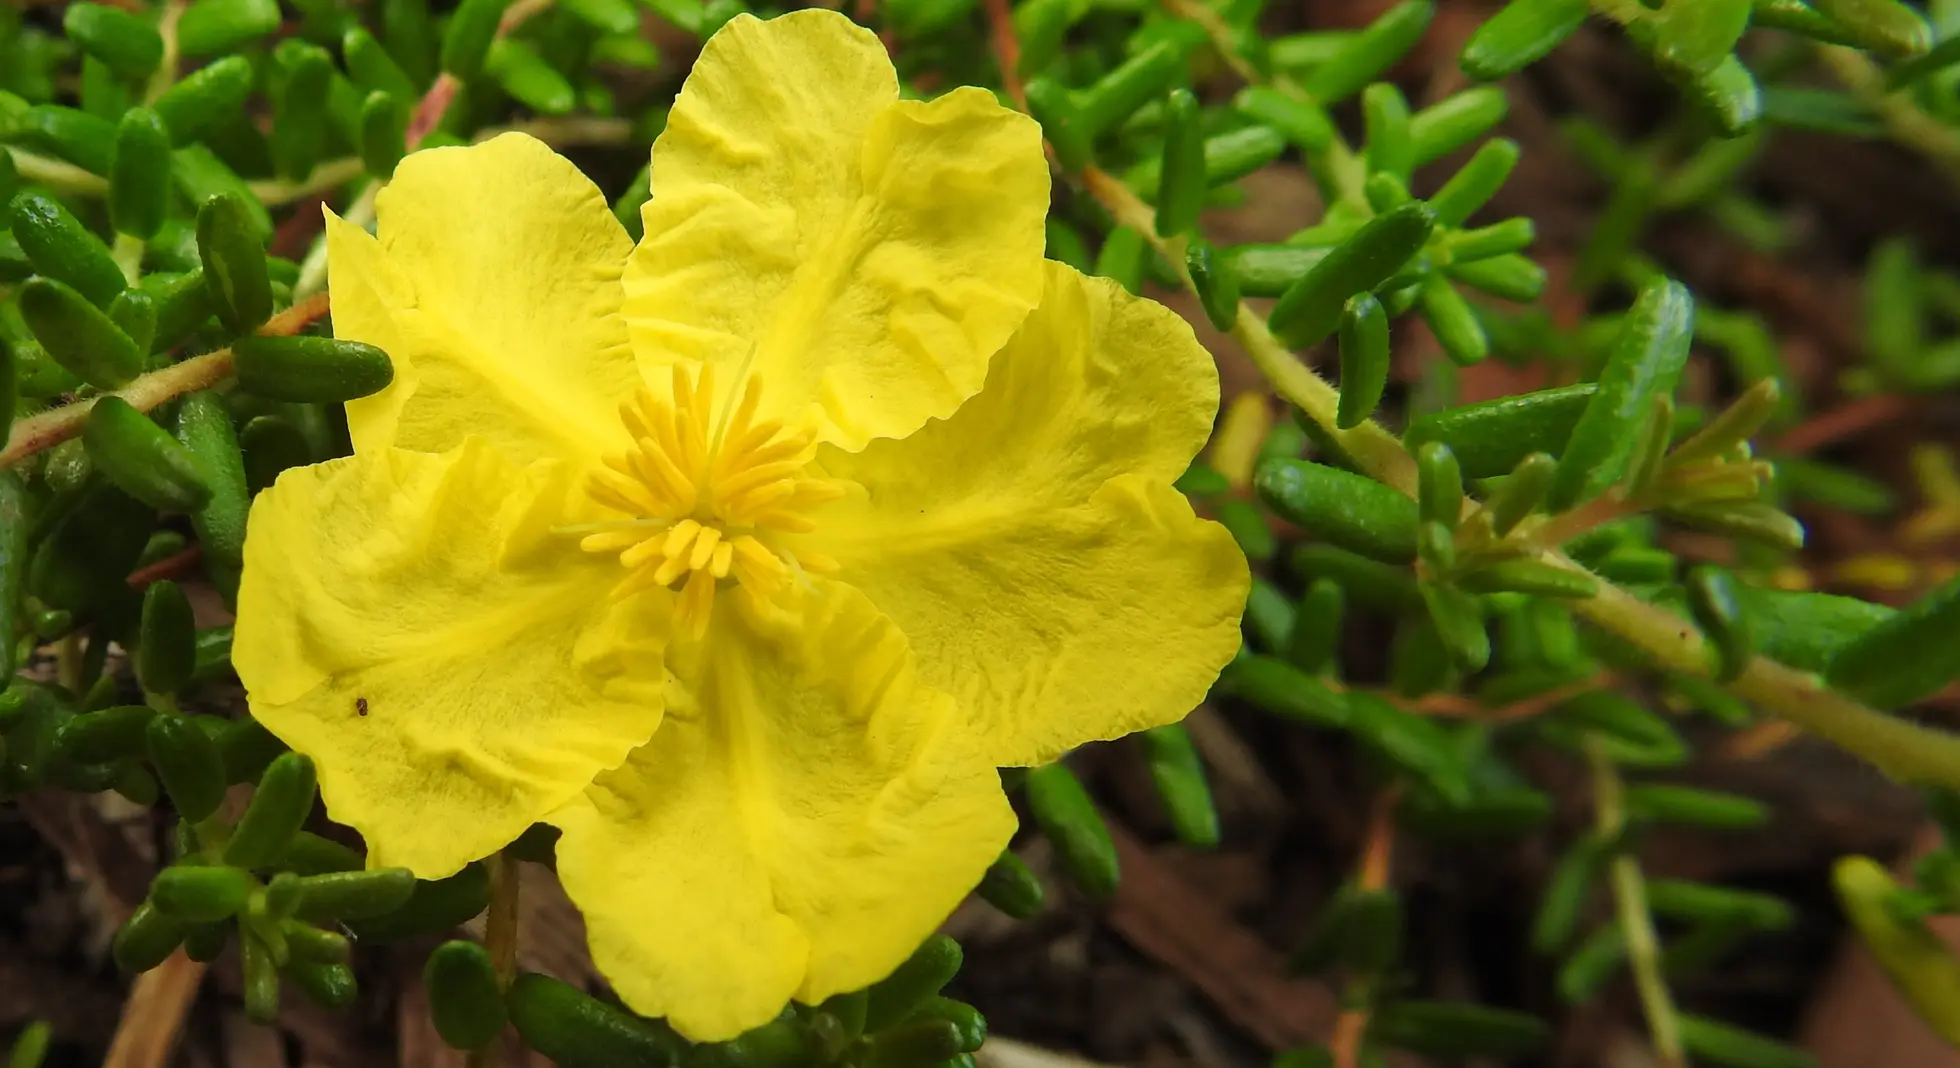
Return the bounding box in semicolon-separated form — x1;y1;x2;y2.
241;930;281;1023
289;868;419;921
1653;0;1752;77
1550;278;1695;509
285;958;359;1009
1093;225;1146;296
347;861;491;940
1676;1014;1818;1068
487;38;577;116
10;191;125;309
1233;86;1334;153
154;56;255;146
863;1020;963;1068
1025;77;1091;173
152;864;253;922
865;934;963;1032
1826;573;1960;709
1269;201;1437;348
1301;0;1434;104
1404;386;1595;482
1683;55;1764;138
1457;559;1598;599
1410;86;1508;166
173;391;251;574
147;713;226;822
1370;1000;1548;1057
1419;276;1488;366
1809;0;1931;58
52;704;156;764
1447;252;1546;301
233;335;396;402
426;940;508;1050
1155;89;1206;237
113;902;187;973
18;105;118;176
441;0;513;79
1645;879;1792;928
975;850;1044;919
1686;566;1753;682
1141;724;1219;848
138;581;198;694
1460;0;1587;80
178;0;282;56
63;4;163;81
1286;578;1345;673
1836;855;1960;1047
1554;691;1689;766
1362;82;1414;181
83;397;214;512
1332;293;1389;429
1295;882;1403;974
1348;692;1473;801
224;752;318;869
1532;834;1608;953
0;474;27;680
345;26;418;103
271;41;334;181
509;972;686;1068
1024;762;1119;898
108;109;172;242
1185;239;1239;331
1222;653;1352;727
1077;40;1186;135
1556;922;1626;1003
1256;458;1421;562
912;998;987;1054
196;192;273;335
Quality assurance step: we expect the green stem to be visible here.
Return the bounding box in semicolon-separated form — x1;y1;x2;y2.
1588;737;1685;1068
1154;0;1365;204
0;291;330;469
246;157;370;206
1819;45;1960;191
4;148;108;197
55;634;84;694
112;233;145;285
145;0;188;103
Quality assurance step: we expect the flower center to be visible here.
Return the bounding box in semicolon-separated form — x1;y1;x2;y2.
578;363;841;637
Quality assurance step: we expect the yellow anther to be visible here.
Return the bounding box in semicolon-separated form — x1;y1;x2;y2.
576;364;844;635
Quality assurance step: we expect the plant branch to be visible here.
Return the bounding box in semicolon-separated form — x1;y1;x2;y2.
1588;737;1685;1068
984;0;1960;795
1820;46;1960;192
0;292;330;469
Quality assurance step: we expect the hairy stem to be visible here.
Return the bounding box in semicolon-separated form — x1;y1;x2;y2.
0;293;330;469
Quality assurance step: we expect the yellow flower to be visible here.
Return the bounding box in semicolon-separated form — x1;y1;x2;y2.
233;8;1248;1041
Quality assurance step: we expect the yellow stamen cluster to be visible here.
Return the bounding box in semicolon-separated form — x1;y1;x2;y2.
580;364;842;635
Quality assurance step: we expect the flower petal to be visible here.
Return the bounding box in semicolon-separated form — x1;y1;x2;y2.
814;263;1249;766
234;439;669;876
549;582;1013;1042
623;10;1048;450
332;132;639;466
